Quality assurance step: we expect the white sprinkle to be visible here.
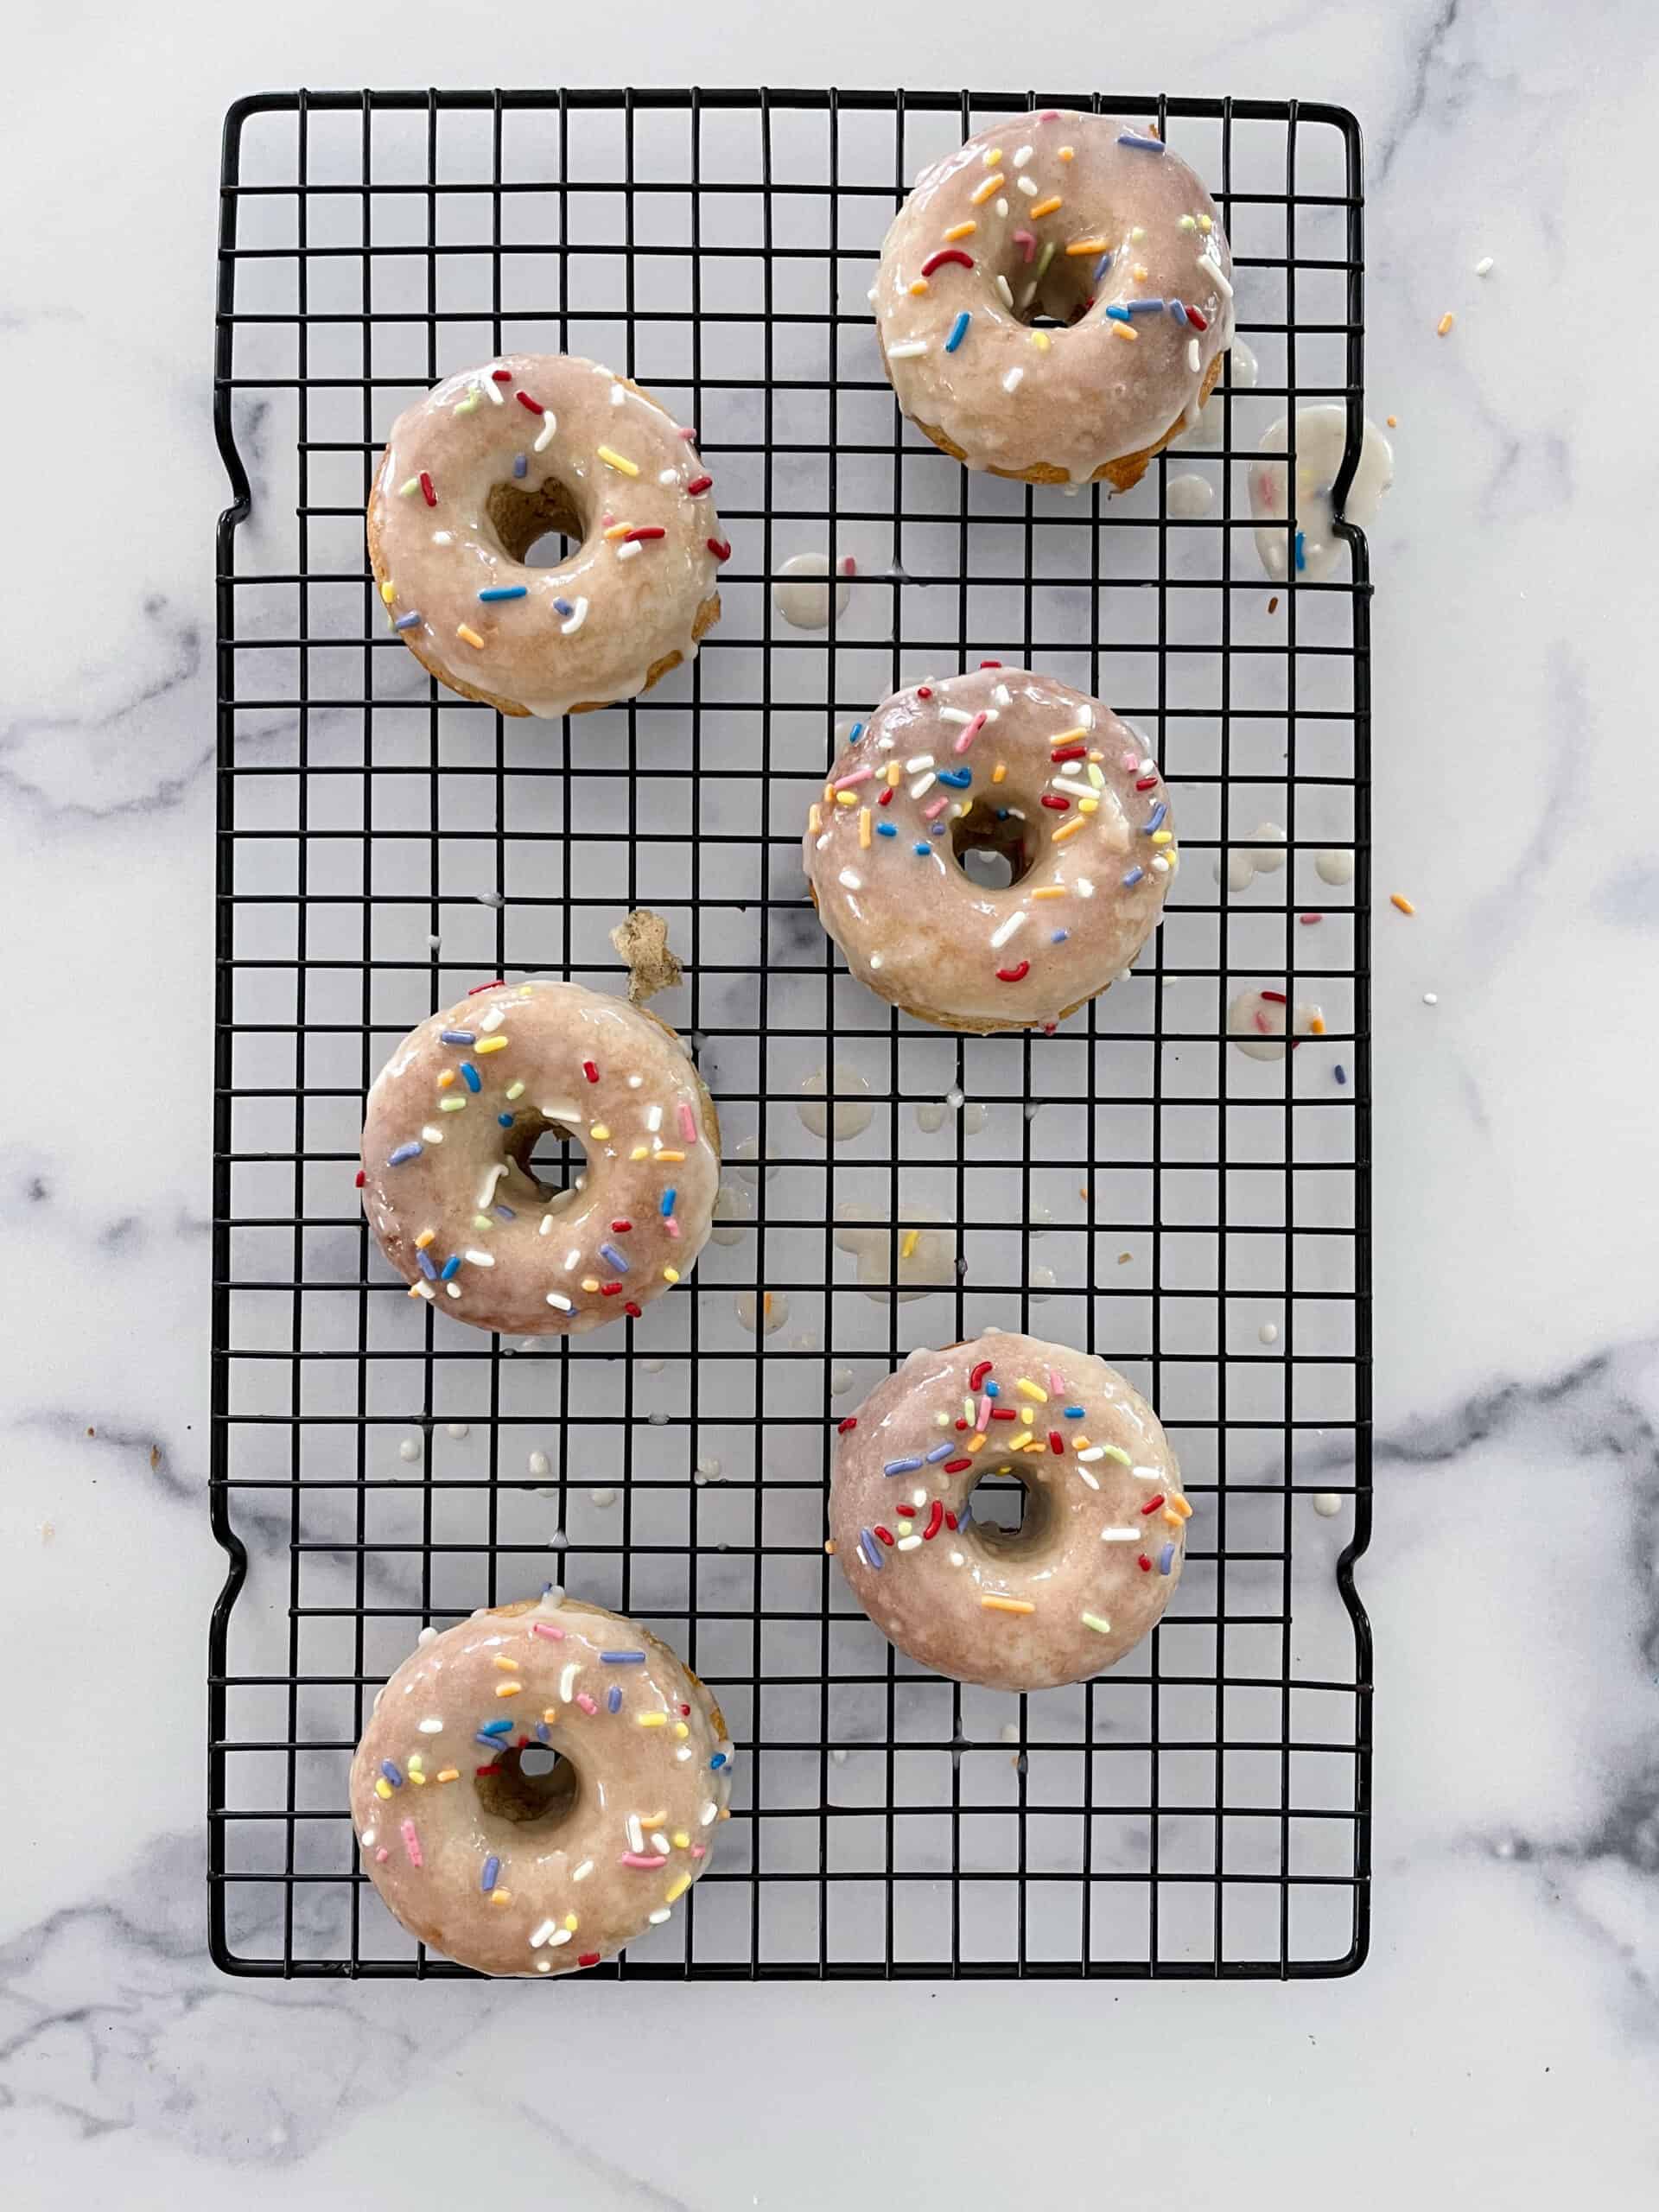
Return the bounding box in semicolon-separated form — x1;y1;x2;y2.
939;706;975;725
564;1248;582;1269
361;1829;376;1848
560;597;589;636
896;1535;923;1551
1051;775;1096;799
700;1802;718;1826
446;1423;469;1438
646;1103;664;1132
529;1450;551;1478
994;684;1012;707
1313;1492;1343;1517
887;339;929;359
559;1662;581;1701
1475;255;1494;276
537;1216;555;1238
1017;174;1038;196
1077;1446;1106;1463
869;953;884;970
1101;1528;1141;1541
995;273;1014;308
445;1282;461;1299
417;1717;443;1733
676;1746;693;1762
477;1163;508;1208
1013;144;1033;168
432;530;453;545
867;285;879;304
988;910;1027;950
545;1292;573;1312
398;1436;422;1462
1132;1466;1162;1481
548;1927;573;1947
949;1550;965;1567
995;198;1008;218
905;753;936;772
534;413;558;452
649;1831;671;1855
611;384;626;405
590;1487;617;1508
647;1909;672;1926
659;467;679;485
1423;992;1439;1006
1076;875;1094;899
838;868;863;891
419;1126;444;1144
1151;855;1170;874
617;541;642;562
1002;365;1026;394
463;1249;495;1267
627;1813;645;1853
573;1859;594;1881
485;373;505;404
417;1626;437;1644
530;1918;556;1948
1077;1469;1100;1490
627;1075;643;1089
479;1006;505;1033
1187;339;1201;374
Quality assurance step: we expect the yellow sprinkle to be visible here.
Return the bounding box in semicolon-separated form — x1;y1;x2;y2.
1065;238;1109;257
439;1095;467;1110
505;1081;524;1100
589;1122;610;1141
944;220;977;241
982;1595;1036;1616
1029;330;1051;351
475;1035;508;1054
374;1778;391;1799
597;444;639;475
1391;892;1415;914
1052;817;1084;842
1198;213;1212;233
900;1228;920;1261
1111;321;1139;342
664;1874;691;1904
1131;226;1146;244
1079;798;1098;815
414;1229;435;1249
1072;1435;1090;1450
379;580;396;604
1052;727;1088;746
563;1912;579;1931
1087;761;1105;788
495;1682;522;1697
1058;145;1075;162
630;1146;649;1160
808;804;822;833
823;783;835;804
967;1432;988;1452
662;1266;680;1283
982;147;1002;166
859;807;872;849
970;173;1004;206
490;1890;512;1906
603;521;631;540
655;1149;685;1162
1030;194;1062;218
1132;264;1148;282
456;624;485;648
672;1831;690;1850
835;789;857;808
582;1276;601;1294
493;1655;518;1670
908;277;929;296
885;760;902;785
1436;312;1455;337
1150;829;1173;846
543;1708;559;1726
637;1712;668;1727
674;1721;690;1739
1019;1407;1035;1426
436;1769;459;1783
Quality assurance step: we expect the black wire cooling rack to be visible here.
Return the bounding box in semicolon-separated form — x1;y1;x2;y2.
210;86;1374;1980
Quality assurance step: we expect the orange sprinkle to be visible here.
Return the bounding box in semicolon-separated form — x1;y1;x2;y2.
436;1769;460;1783
1386;415;1398;428
1031;886;1066;900
908;277;929;296
1058;145;1075;162
495;1682;522;1697
823;1538;837;1555
859;806;871;849
1111;321;1140;342
944;220;977;241
1436;313;1455;337
970;173;1005;206
436;1069;454;1087
1029;194;1062;218
492;1655;518;1670
991;762;1007;784
982;1595;1037;1616
414;1229;435;1249
1132;264;1148;281
1310;1014;1327;1036
602;522;630;540
1051;817;1084;843
1390;893;1415;915
456;624;485;649
1065;238;1109;256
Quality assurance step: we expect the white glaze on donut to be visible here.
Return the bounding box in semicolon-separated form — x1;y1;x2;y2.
359;980;719;1336
830;1330;1188;1692
367;353;728;717
351;1594;734;1976
802;667;1177;1032
875;114;1233;482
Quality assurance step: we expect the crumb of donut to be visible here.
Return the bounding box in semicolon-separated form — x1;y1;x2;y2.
1386;415;1398;428
1268;594;1280;614
609;908;684;1004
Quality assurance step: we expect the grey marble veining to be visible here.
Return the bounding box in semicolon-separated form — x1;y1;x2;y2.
4;0;1659;2204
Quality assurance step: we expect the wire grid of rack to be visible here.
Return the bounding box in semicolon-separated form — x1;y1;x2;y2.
211;86;1373;1980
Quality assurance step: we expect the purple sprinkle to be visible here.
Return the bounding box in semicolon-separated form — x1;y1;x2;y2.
1122;866;1146;888
480;1854;500;1892
475;1729;505;1748
1052;928;1070;944
1125;297;1167;316
884;1456;924;1477
1159;1541;1175;1574
386;1141;423;1167
858;1529;884;1572
600;1651;646;1664
1142;802;1168;835
1335;1065;1349;1085
553;597;575;617
598;1242;630;1272
607;1685;622;1713
394;610;422;631
494;1205;516;1220
1117;130;1166;153
512;453;528;478
535;1721;552;1744
439;1030;476;1046
416;1248;437;1280
925;1441;956;1464
1092;251;1113;286
1168;299;1190;327
380;1760;404;1787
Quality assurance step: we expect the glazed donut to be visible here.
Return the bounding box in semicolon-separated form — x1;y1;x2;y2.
802;666;1177;1033
351;1592;734;1976
874;112;1232;488
359;979;719;1336
367;353;728;718
830;1329;1189;1693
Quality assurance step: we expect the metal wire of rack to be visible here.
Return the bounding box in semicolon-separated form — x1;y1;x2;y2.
210;86;1373;1980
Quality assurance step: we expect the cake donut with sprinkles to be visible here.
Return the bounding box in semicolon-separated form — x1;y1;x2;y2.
874;112;1233;488
830;1329;1190;1693
352;1592;734;1976
367;353;729;718
802;666;1177;1033
359;979;719;1336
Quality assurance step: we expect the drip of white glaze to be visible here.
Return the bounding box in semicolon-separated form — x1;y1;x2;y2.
1249;405;1394;582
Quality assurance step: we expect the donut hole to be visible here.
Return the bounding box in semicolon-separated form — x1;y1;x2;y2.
474;1741;581;1830
486;475;588;569
1007;250;1098;331
950;801;1035;888
520;1118;590;1205
968;1469;1058;1558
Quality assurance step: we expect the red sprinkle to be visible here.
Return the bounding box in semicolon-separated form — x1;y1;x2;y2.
991;1408;1018;1422
1185;305;1208;331
920;247;975;276
1040;795;1071;812
516;391;544;414
1047;1429;1064;1454
874;1525;895;1547
979;659;1002;669
577;1952;601;1968
995;961;1031;983
943;1458;972;1474
1050;744;1087;763
968;1359;994;1390
1135;776;1160;791
1138;1555;1152;1573
1260;991;1287;1006
601;1282;622;1297
354;1170;365;1187
896;1503;917;1516
922;1501;944;1541
475;1764;501;1777
418;470;435;506
611;1219;632;1234
706;537;732;561
955;1419;969;1431
1300;913;1324;925
1140;1494;1166;1515
622;525;666;543
467;978;505;995
679;1704;691;1715
582;1059;600;1083
837;1417;858;1433
917;685;932;698
944;1510;959;1531
878;785;893;804
491;368;513;382
623;1300;642;1317
685;473;714;494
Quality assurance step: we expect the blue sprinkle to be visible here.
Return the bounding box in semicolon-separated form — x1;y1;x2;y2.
884;1455;924;1476
440;1255;461;1281
475;1731;505;1749
1117;130;1166;153
912;841;931;855
480;1854;500;1893
1064;1405;1085;1419
498;1112;515;1128
877;822;898;837
480;1718;513;1737
849;722;865;742
380;1760;404;1787
1335;1064;1349;1085
1051;928;1070;944
660;1187;677;1217
1294;531;1306;573
394;610;422;631
478;585;528;602
1159;1541;1176;1575
553;597;574;617
938;766;972;788
600;1651;646;1664
1092;251;1113;286
1104;303;1132;322
995;807;1010;821
535;1721;552;1744
709;1751;728;1769
1142;801;1168;834
512;453;527;479
985;1380;1000;1396
1126;297;1167;316
439;1029;476;1046
460;1062;481;1092
858;1529;884;1573
1168;299;1190;327
494;1205;516;1221
931;822;947;837
416;1248;437;1280
607;1685;622;1713
925;1441;956;1464
944;309;971;353
386;1141;423;1167
599;1242;630;1272
1122;865;1146;887
955;1498;972;1529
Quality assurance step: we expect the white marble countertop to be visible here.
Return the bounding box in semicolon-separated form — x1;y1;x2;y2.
5;1;1658;2204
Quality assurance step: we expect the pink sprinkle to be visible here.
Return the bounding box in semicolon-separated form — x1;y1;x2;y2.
401;1820;423;1868
923;796;950;821
1046;1366;1065;1394
952;711;988;755
664;1215;682;1239
838;554;857;577
1039;109;1060;120
619;1852;669;1868
832;764;874;791
677;1101;698;1143
1300;913;1324;926
1014;228;1036;263
678;425;698;440
531;1620;565;1640
575;1693;599;1715
1255;1010;1274;1035
375;1847;389;1863
976;1395;992;1430
1120;750;1140;771
690;1843;707;1859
